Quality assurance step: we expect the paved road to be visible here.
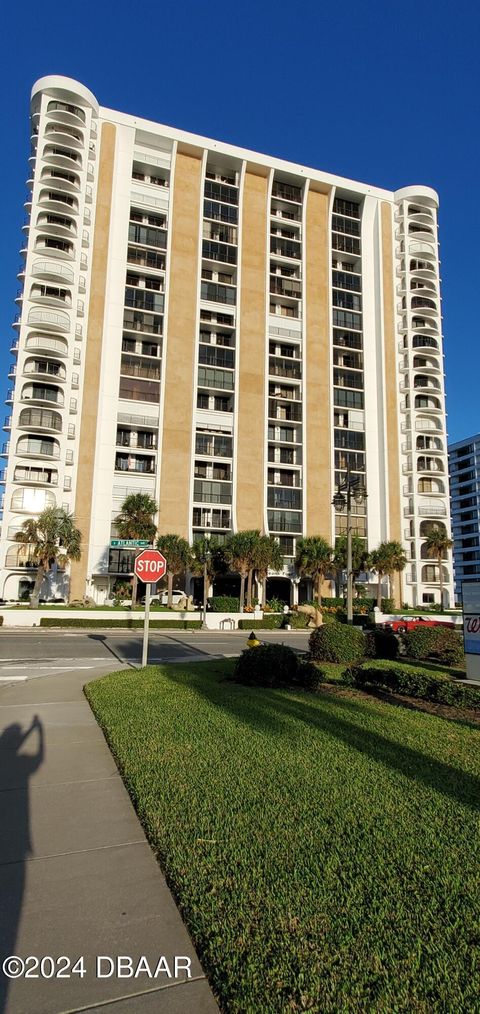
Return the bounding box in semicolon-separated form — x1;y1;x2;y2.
0;630;311;686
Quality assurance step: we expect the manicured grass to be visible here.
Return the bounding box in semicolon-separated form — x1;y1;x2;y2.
86;661;480;1013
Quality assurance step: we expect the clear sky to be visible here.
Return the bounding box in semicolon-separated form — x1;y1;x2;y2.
1;0;478;444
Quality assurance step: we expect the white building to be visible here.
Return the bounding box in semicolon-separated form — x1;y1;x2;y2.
0;75;454;606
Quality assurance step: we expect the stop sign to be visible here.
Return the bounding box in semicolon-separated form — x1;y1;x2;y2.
134;549;167;582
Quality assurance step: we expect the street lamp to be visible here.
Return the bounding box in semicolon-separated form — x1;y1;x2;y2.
332;466;367;624
202;530;211;631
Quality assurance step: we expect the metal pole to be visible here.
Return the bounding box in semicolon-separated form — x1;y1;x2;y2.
142;581;151;667
202;558;208;630
346;485;353;625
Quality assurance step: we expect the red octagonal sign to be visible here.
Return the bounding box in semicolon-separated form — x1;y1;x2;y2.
134;549;167;582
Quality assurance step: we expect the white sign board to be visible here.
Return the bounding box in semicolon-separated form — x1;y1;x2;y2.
462;581;480;682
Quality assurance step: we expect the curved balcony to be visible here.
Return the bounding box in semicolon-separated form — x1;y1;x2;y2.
409;240;436;258
38;190;79;215
36;212;77;238
42;145;82;170
418;476;445;495
18;407;62;433
411;317;439;336
29;284;72;308
421;564;449;584
413;376;441;394
24;359;66;383
45;122;84;150
31;259;74;285
420;519;447;537
10;487;56;513
40;167;81;193
416;434;443;452
21;383;64;408
412;335;439;351
16;435;60;459
13;465;58;487
412;355;440;373
34;236;74;260
27;307;70;332
25;333;69;357
5;545;39;570
417;501;447;518
414;394;442;412
415;416;442;433
408;209;435;227
417;456;444;474
47;99;86;126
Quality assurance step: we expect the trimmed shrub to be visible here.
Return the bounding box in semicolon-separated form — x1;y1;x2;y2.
234;644;325;692
208;596;240;612
40;618;202;629
351;661;480;709
234;643;299;688
309;624;365;663
283;612;310;629
238;616;282;630
364;628;399;660
404;626;464;666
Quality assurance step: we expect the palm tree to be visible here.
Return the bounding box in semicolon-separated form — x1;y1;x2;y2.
15;507;81;608
156;533;191;608
295;536;333;606
115;493;157;607
424;529;453;608
190;536;223;611
387;540;408;608
370;541;403;609
253;535;284;608
224;530;260;611
333;535;369;598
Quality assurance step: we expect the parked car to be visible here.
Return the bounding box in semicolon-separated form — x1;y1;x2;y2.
382;615;455;634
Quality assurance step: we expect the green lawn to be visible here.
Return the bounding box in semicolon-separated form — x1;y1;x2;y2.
85;661;480;1013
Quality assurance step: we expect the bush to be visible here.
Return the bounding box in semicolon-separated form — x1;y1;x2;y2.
265;597;285;613
234;643;299;688
208;596;240;612
40;618;201;629
364;628;399;660
283;612;310;629
234;644;325;692
382;598;395;614
404;627;464;666
238;616;282;630
351;661;480;709
309;624;365;663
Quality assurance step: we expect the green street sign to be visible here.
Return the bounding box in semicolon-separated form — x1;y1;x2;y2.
110;539;151;548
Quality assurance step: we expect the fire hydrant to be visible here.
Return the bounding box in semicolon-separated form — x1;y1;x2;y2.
246;630;261;648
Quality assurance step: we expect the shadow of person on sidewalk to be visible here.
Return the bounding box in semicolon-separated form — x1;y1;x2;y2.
0;716;44;1013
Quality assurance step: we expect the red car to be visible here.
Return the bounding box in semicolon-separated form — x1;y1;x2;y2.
383;615;455;634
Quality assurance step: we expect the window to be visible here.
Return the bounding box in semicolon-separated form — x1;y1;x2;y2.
204;181;238;206
197;366;234;390
332;215;360;236
118;378;159;404
332;310;362;331
333;197;360;218
334;389;364;409
422;593;435;604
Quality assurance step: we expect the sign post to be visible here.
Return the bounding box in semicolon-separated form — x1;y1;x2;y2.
462;581;480;683
134;549;167;668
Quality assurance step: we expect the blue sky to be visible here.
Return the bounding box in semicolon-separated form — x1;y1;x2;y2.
1;0;478;443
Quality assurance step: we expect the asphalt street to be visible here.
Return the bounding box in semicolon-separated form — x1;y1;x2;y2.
0;629;311;686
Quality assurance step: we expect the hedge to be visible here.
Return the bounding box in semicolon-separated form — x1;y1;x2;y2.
40;618;202;629
350;661;480;709
238;616;283;630
403;626;464;666
208;596;240;612
234;643;324;692
364;628;400;660
318;596;395;613
309;623;365;663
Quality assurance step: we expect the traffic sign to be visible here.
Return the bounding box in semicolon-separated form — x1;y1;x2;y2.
134;549;167;583
110;539;150;548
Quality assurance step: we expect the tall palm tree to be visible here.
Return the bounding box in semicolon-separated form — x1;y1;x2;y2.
224;530;260;611
156;533;191;608
295;536;333;606
115;493;157;607
424;529;453;608
253;535;284;608
387;540;408;608
190;536;223;610
333;535;369;598
15;507;81;608
370;541;404;609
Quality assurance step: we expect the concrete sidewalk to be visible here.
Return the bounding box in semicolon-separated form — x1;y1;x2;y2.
0;669;219;1014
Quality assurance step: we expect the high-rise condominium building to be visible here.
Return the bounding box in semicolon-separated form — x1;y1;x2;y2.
0;75;454;606
448;435;480;602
